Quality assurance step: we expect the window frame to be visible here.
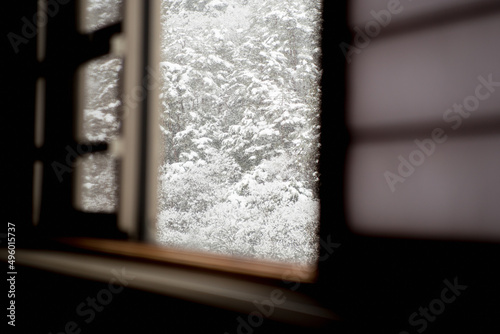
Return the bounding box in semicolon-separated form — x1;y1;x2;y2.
4;0;349;329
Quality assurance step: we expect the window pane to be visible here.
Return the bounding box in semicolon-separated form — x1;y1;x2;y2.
80;0;123;33
156;0;322;265
81;56;122;142
78;152;118;212
77;55;122;212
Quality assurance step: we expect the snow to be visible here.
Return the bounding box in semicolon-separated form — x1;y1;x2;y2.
258;128;278;136
160;61;184;72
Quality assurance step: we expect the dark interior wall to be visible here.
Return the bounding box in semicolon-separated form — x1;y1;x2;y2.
4;1;38;241
11;240;500;333
16;265;326;334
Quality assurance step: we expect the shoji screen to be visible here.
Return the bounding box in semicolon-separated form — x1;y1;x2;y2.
345;0;500;240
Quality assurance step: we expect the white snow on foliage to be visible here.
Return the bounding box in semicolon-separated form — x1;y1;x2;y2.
156;0;321;265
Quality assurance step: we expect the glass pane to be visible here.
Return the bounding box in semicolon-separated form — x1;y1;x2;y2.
156;0;322;265
81;55;122;142
78;55;122;212
79;152;118;212
80;0;123;33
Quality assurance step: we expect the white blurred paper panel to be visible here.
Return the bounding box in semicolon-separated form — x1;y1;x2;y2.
348;0;496;27
346;134;500;240
347;12;500;132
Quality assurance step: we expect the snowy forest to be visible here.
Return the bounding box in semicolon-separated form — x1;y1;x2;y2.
81;0;322;265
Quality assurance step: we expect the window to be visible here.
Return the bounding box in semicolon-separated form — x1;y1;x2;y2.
76;54;122;213
78;0;323;266
155;0;322;265
79;0;123;33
